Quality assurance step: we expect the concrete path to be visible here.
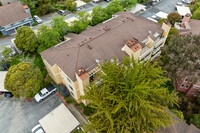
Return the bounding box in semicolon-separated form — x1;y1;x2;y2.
68;104;87;127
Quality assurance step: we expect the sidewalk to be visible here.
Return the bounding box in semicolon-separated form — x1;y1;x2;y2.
68;104;87;127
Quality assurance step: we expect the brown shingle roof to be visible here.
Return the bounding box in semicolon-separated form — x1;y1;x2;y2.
41;11;163;81
0;2;31;26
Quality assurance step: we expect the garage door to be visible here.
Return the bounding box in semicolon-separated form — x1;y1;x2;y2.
6;29;15;35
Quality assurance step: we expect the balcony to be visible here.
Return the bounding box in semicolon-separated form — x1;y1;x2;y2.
153;36;167;48
152;47;160;55
139;46;153;60
151;51;161;61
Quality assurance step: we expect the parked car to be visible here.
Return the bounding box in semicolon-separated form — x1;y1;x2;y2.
175;2;184;10
31;124;45;133
4;92;13;98
182;0;191;4
57;10;67;16
34;84;56;102
33;15;42;24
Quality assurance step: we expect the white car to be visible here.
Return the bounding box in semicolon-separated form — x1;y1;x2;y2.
31;124;45;133
34;84;56;102
182;0;191;4
33;15;42;24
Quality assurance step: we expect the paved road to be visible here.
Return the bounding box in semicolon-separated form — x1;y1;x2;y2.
0;93;63;133
140;0;185;18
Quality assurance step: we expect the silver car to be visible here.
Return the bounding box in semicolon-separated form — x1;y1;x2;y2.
33;15;42;24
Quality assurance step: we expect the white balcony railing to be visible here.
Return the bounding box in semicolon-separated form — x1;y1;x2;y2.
153;47;160;55
139;47;153;60
151;51;161;61
154;36;167;48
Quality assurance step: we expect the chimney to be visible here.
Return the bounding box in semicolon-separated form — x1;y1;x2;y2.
181;13;191;28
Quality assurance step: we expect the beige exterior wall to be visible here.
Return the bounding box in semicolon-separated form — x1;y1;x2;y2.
146;36;155;48
123;44;141;60
162;22;171;37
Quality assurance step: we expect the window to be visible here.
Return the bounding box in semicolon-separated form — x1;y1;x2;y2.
194;94;199;97
71;92;74;96
67;78;71;83
185;85;189;89
69;85;73;91
185;78;188;82
181;84;184;88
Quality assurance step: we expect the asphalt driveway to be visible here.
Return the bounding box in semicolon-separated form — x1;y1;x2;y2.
0;93;63;133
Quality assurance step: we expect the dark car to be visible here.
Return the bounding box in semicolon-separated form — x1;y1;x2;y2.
57;10;67;16
4;92;13;98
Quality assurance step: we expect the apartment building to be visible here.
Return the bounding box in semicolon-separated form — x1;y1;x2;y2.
174;14;200;98
40;11;171;105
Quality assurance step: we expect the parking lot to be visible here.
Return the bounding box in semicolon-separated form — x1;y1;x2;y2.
0;93;63;133
140;0;186;18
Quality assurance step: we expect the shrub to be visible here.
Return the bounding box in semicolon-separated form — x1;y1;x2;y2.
80;103;86;109
190;114;200;128
83;106;95;116
170;109;186;122
158;18;167;24
34;55;45;69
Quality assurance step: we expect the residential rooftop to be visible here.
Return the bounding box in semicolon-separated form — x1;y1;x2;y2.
0;2;31;26
41;11;163;81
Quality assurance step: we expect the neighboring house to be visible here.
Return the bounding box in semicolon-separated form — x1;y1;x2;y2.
0;2;33;36
157;111;200;133
174;14;200;98
40;11;171;105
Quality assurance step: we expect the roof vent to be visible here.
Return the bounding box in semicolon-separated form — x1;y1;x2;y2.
95;59;100;63
148;31;152;35
87;45;92;50
78;69;82;72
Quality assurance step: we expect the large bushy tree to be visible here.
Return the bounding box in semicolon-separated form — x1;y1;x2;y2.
105;0;124;17
81;57;178;133
37;25;60;53
51;16;69;39
120;0;137;10
91;6;109;26
14;26;38;53
167;12;182;26
160;34;200;83
65;0;77;12
70;12;91;34
1;46;12;59
35;0;51;15
4;62;43;98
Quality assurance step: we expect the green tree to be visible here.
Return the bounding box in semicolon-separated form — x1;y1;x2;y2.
165;27;179;44
1;46;12;59
70;12;91;34
170;109;185;122
105;0;124;17
14;26;38;53
65;0;77;12
158;18;167;24
0;1;2;6
70;20;89;34
167;12;182;26
160;34;200;83
197;95;200;104
192;9;200;20
37;25;60;53
91;6;109;26
120;0;137;10
190;114;200;128
77;11;91;24
35;0;51;15
81;57;178;133
4;62;43;98
51;16;69;39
